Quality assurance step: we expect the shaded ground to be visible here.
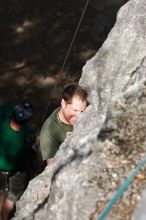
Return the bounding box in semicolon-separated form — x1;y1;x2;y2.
0;0;128;133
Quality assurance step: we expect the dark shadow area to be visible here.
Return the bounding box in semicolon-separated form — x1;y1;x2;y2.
0;0;128;133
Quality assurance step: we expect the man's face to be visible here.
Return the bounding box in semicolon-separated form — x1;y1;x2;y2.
61;95;87;125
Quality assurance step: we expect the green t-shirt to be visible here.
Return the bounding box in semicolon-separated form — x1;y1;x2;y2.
40;108;73;160
0;104;34;171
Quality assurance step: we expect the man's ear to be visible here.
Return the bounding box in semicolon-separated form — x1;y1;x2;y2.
61;99;66;109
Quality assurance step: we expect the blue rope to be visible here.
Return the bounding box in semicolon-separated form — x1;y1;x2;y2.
96;155;146;220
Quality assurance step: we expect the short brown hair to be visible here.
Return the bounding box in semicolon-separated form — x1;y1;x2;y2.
62;84;87;104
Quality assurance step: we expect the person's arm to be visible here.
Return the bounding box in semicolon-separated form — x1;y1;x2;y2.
40;128;59;166
47;158;54;165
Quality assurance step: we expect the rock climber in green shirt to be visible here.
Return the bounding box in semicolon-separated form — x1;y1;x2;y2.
0;101;35;220
40;84;88;165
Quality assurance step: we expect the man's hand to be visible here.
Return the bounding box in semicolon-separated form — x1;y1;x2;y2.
47;158;54;165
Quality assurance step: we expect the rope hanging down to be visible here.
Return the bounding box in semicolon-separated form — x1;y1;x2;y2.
41;0;90;124
59;0;91;76
96;155;146;220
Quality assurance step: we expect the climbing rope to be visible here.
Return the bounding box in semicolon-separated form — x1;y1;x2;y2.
59;0;91;76
41;0;90;125
96;155;146;220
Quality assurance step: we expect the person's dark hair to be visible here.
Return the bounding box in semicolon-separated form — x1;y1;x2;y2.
12;101;33;125
62;84;87;104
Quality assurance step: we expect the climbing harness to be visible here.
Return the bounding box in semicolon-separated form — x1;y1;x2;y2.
96;155;146;220
41;0;91;124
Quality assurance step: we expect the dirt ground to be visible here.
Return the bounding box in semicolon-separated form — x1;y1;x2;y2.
0;0;97;134
0;0;128;134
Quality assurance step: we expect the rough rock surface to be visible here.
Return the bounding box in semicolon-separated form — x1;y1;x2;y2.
133;189;146;220
13;0;146;219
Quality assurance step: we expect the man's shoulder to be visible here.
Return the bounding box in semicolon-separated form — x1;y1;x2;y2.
42;108;59;127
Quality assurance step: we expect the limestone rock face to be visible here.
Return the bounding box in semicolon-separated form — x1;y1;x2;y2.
13;0;146;219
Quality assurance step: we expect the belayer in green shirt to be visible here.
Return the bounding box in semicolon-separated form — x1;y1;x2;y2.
40;84;88;165
0;101;35;220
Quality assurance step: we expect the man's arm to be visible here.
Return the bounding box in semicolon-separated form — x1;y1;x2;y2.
40;128;59;165
47;158;54;165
